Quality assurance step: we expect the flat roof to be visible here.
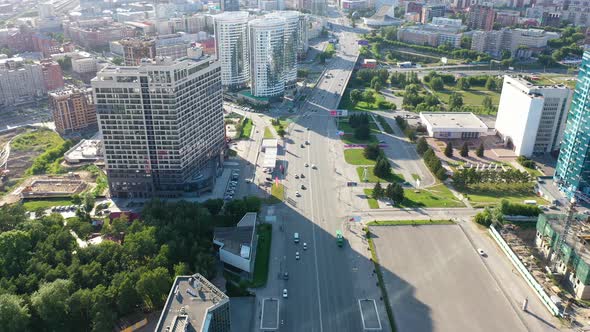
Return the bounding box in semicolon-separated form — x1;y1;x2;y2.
420;112;488;131
155;274;229;332
64;139;103;162
214;212;256;257
263;147;277;168
261;138;278;148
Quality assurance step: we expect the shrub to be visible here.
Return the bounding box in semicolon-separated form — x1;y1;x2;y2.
444;142;453;158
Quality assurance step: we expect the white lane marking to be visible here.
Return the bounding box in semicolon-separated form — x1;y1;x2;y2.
358;299;383;331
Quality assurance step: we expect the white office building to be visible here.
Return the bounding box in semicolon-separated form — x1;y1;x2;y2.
495;75;572;157
248;17;286;97
214;11;250;90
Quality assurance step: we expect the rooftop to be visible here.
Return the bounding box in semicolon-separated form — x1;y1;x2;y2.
155;274;229;332
213;212;257;257
64;139;103;163
419;112;488;130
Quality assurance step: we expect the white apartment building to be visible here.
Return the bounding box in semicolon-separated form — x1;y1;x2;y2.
214;11;250;90
249;17;286;97
91;56;225;198
268;11;300;89
495;76;572;157
471;28;560;57
72;57;98;74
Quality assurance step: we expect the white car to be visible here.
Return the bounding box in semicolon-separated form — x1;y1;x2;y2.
295;252;300;260
295;191;301;197
477;248;486;257
283;289;288;298
305;163;309;167
311;164;317;169
303;242;307;250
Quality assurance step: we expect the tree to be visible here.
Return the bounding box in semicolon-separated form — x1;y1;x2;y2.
444;142;453;158
135;267;171;310
373;182;384;199
482;96;493;113
0;230;32;277
374;156;391;178
370;76;380;90
416;137;428;155
82;192;95;214
362;90;375;103
460;142;469;157
277;126;286;137
476;143;484;157
112;57;124;65
350;89;362;105
460;36;472;49
448;92;463;110
57;56;72;71
430;77;444;91
0;294;30;332
457;77;470;90
31;279;73;331
435;167;447;180
385;184;395;201
364;143;382;160
373;81;382;92
354;124;370;140
484;77;497;91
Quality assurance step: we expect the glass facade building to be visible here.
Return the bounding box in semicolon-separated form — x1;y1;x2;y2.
555;50;590;198
214;12;250;90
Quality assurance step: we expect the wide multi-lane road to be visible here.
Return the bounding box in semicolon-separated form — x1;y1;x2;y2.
277;16;389;332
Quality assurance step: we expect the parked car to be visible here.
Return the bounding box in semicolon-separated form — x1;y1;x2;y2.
477;248;486;257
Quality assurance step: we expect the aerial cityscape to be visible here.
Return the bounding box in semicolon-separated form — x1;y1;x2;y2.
1;0;590;331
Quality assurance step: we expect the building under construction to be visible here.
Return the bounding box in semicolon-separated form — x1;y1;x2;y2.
536;213;590;299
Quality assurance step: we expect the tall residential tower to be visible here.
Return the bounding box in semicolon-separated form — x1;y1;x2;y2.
555;50;590;198
214;11;250;91
248;17;286;97
92;56;225;198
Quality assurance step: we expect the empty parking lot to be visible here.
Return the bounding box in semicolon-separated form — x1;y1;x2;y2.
371;225;527;332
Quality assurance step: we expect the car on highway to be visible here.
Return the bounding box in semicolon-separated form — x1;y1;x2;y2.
283;289;288;298
305;140;310;145
283;272;289;280
295;252;300;260
301;184;306;190
295;174;299;179
477;248;486;257
295;191;301;197
311;164;317;169
305;163;309;167
303;242;307;250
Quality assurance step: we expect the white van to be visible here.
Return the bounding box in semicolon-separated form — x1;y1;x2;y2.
294;232;300;243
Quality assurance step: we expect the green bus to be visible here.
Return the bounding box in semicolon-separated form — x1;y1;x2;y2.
336;230;344;247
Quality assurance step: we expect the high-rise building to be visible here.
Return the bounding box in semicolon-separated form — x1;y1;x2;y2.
49;86;97;135
40;59;65;92
120;38;157;66
468;5;495;31
248;18;286;97
297;14;309;59
269;11;300;90
91;56;225;198
495;76;572;157
555;51;590;198
214;12;250;90
221;0;240;11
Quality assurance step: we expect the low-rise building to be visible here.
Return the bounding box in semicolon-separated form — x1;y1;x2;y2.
213;212;258;278
155;274;231;332
72;57;98;74
495;76;572;156
536;213;590;300
420;112;488;139
397;23;463;48
64;139;103;164
471;28;560;58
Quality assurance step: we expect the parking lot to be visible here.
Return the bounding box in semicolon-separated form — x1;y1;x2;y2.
371;225;527;332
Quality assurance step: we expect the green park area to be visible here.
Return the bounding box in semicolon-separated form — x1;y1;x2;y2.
459;183;546;208
22;198;74;211
344;149;376;165
240;118;253;139
251;223;272;287
434;85;501;111
337;119;380;134
11;129;65;152
357;166;404;183
364;189;379;209
341;133;377;145
339;88;388;111
364;184;464;208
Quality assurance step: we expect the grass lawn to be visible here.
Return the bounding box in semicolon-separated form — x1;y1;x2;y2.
22;198;74;211
458;183;546;208
339;88;387;111
434;85;500;113
356;166;404;183
344;149;376;165
524;166;543;177
341;133;377;144
401;184;464;208
11;128;64;152
337;119;380;134
367;219;455;226
250;223;272;287
363;189;379;209
270;183;284;202
240;118;253;139
263;127;274;139
272;118;290;134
